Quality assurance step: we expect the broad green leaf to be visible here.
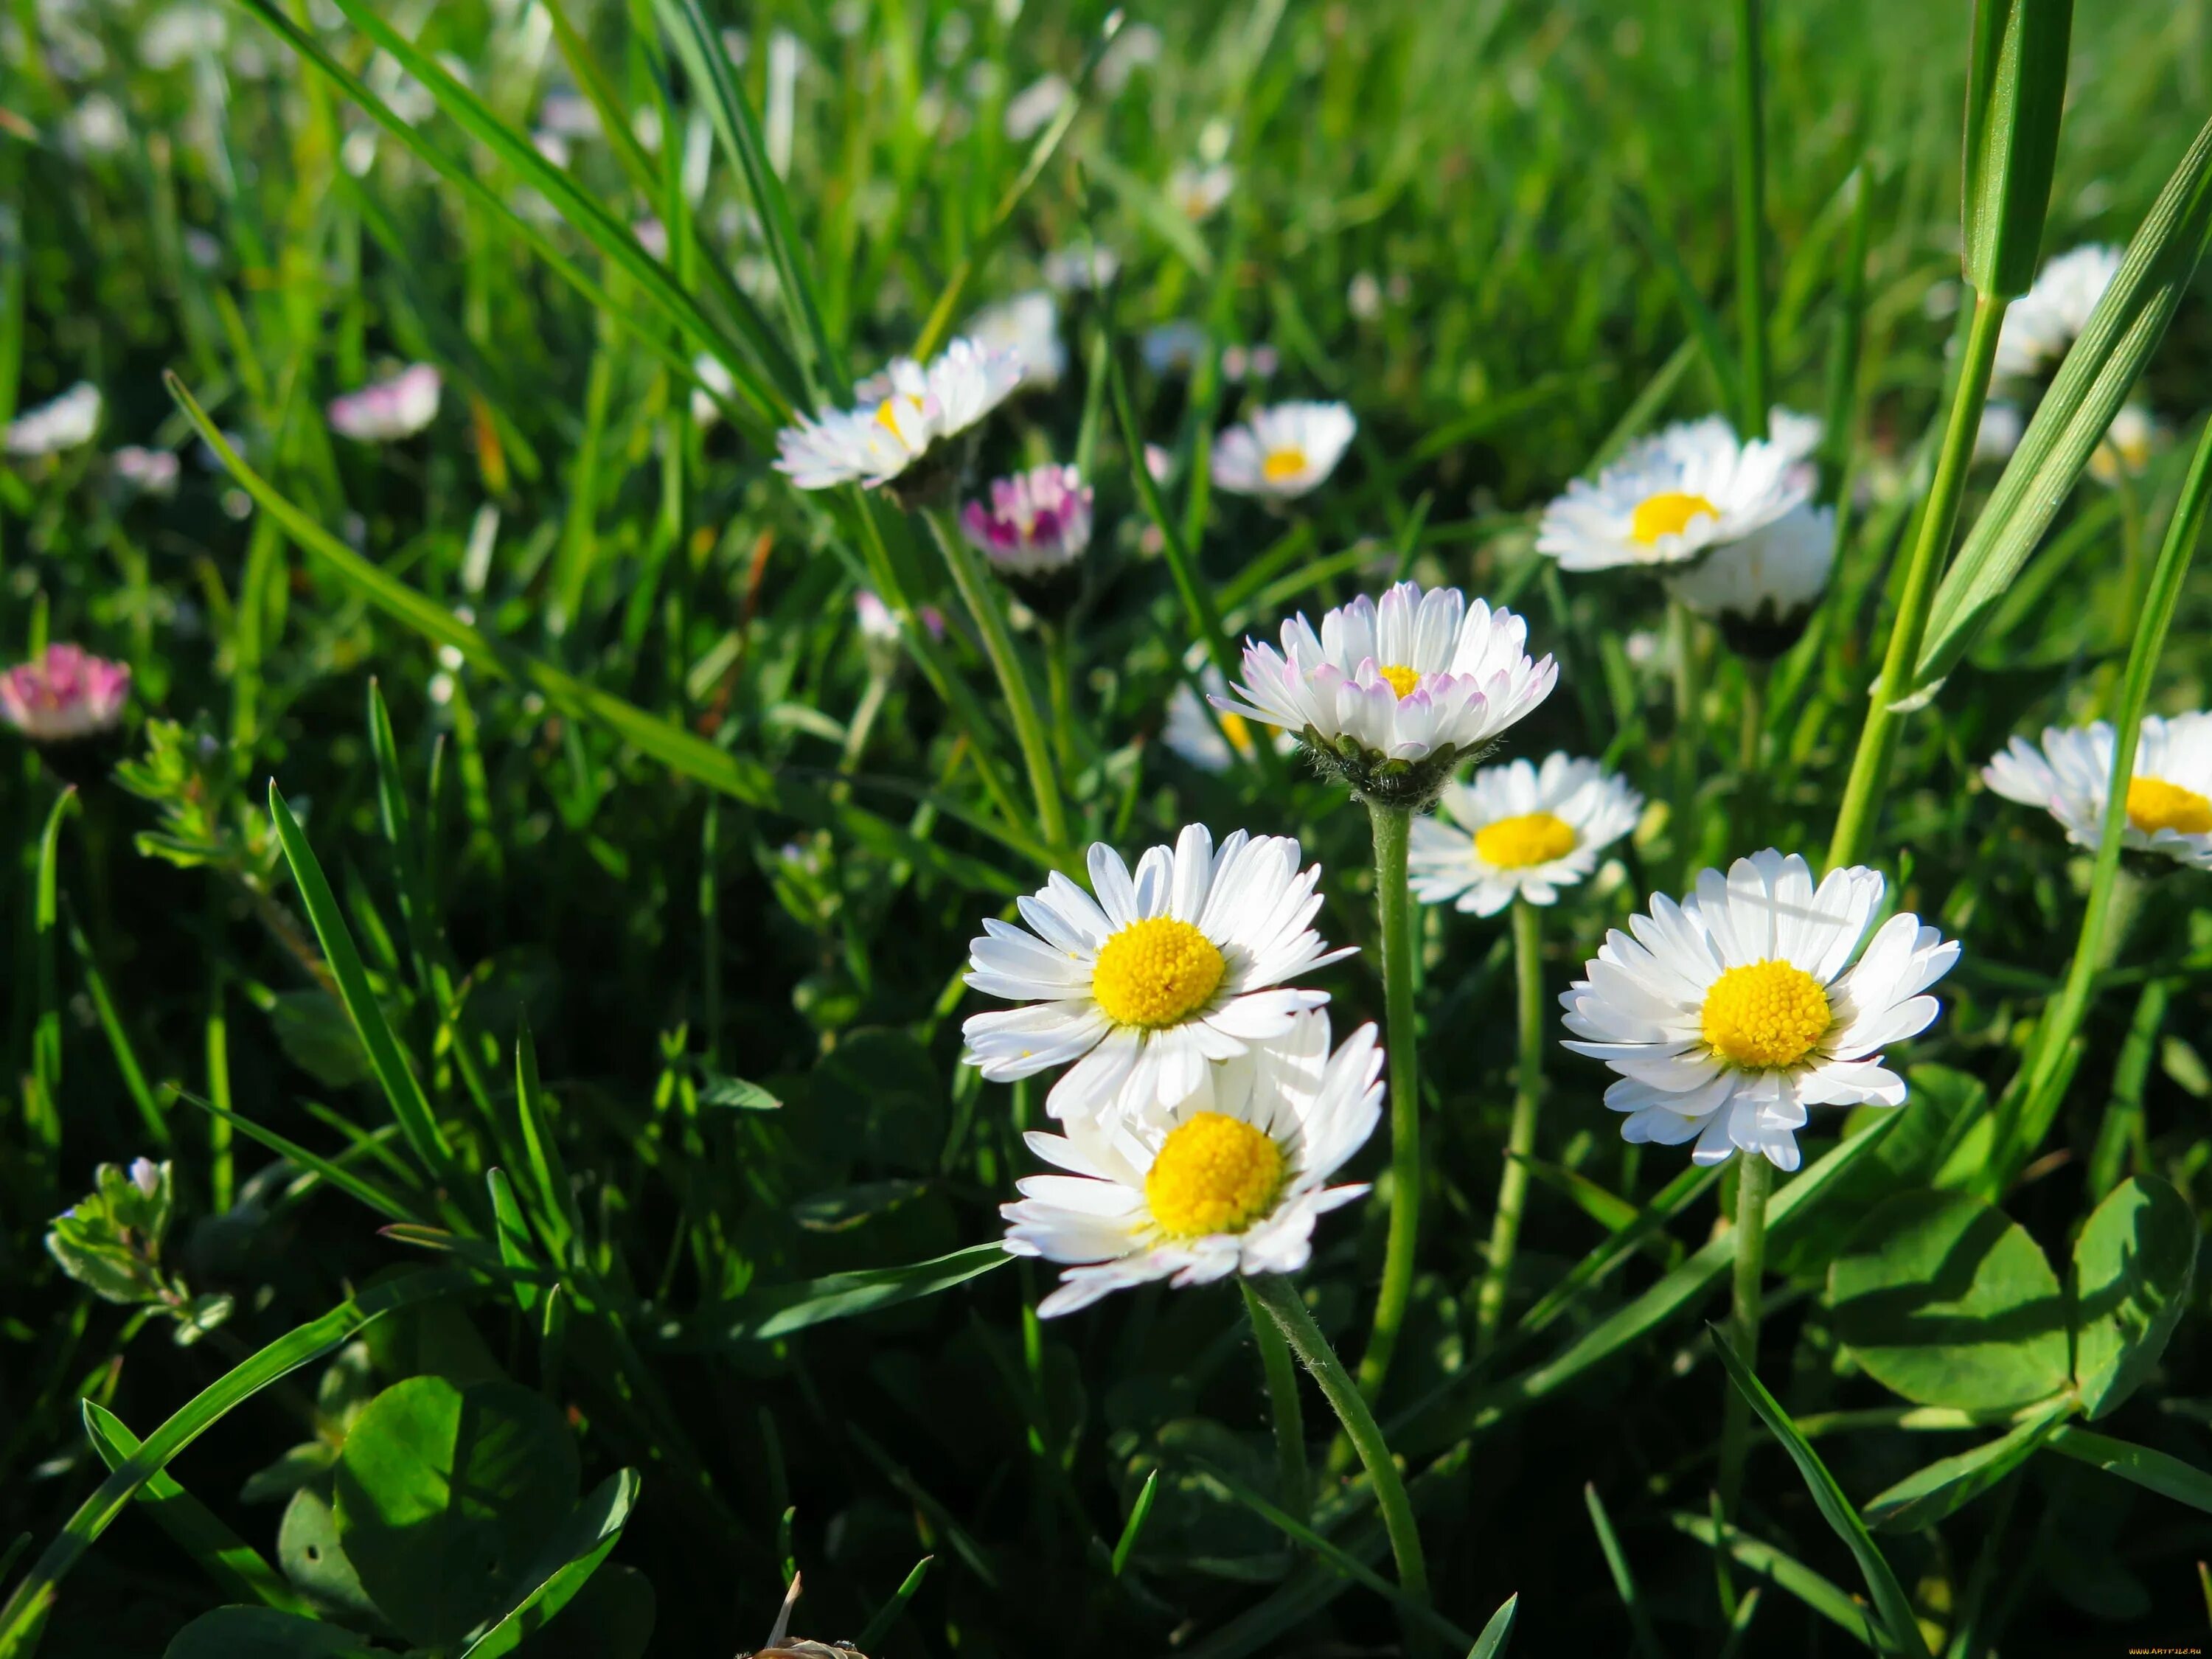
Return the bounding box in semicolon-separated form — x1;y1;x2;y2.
2071;1175;2197;1419
1708;1329;1927;1655
1961;0;2073;296
2050;1425;2212;1515
277;1483;381;1628
1861;1397;2073;1532
265;991;372;1091
654;1243;1010;1349
1828;1189;2070;1411
1916;110;2212;689
460;1470;640;1658
1771;1066;1985;1277
333;1378;580;1650
162;1607;373;1659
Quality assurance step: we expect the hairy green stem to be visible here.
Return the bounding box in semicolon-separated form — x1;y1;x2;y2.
1716;1152;1773;1517
1356;801;1423;1401
1241;1277;1309;1523
1249;1273;1429;1601
1731;0;1770;434
925;507;1069;854
1474;899;1546;1356
1825;290;2008;871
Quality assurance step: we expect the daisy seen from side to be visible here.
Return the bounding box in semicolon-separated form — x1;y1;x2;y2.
1409;754;1642;916
1212;400;1356;500
1983;713;2212;869
1535;416;1810;573
775;337;1021;500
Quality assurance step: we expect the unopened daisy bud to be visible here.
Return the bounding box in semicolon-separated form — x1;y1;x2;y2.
775;337;1021;507
1215;581;1557;809
961;824;1356;1121
961;464;1092;616
327;364;441;443
5;382;102;457
1;644;132;771
1983;713;2212;868
1213;401;1355;500
1410;754;1641;915
1002;1009;1382;1315
1562;849;1960;1171
1536;415;1810;573
1663;501;1837;659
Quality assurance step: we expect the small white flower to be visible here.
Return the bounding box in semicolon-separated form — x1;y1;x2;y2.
1410;754;1643;915
961;824;1355;1121
966;291;1065;389
1164;661;1292;773
1216;581;1557;781
1995;243;2121;380
1096;21;1162;94
1213;401;1355;499
1043;243;1119;292
5;383;102;456
1168;161;1234;221
689;353;737;426
775;337;1021;492
1141;321;1207;375
1002;1009;1382;1315
111;446;180;496
1003;73;1068;141
2089;403;2158;486
1664;502;1837;632
1536;416;1810;573
538;90;601;138
65;94;128;155
1347;271;1383;321
327;364;441;442
1976;400;2025;464
1562;849;1960;1171
1983;714;2212;868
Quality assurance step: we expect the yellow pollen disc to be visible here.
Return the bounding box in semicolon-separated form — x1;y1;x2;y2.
1261;445;1310;482
2126;776;2212;837
1474;810;1579;870
1630;490;1720;546
1700;959;1832;1070
1378;664;1422;699
1091;917;1228;1029
1145;1112;1286;1238
1217;711;1254;754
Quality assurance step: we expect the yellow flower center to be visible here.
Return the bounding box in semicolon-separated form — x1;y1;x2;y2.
1144;1112;1286;1238
1378;664;1422;699
1091;917;1228;1029
1474;811;1579;870
1217;711;1253;754
1631;490;1720;546
1262;445;1310;482
2126;776;2212;837
1700;959;1832;1070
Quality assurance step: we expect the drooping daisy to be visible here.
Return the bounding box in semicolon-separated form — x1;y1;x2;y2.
966;291;1065;390
1002;1009;1382;1315
1535;417;1810;573
5;383;102;457
2088;403;2159;487
1994;243;2121;380
1409;754;1642;915
961;824;1356;1120
1664;501;1837;658
1561;849;1960;1171
1212;401;1356;500
0;644;131;742
1983;714;2212;869
327;365;440;443
1214;581;1557;806
775;337;1022;500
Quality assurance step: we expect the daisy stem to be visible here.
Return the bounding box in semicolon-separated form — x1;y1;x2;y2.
1249;1273;1429;1602
1716;1151;1773;1519
1473;898;1545;1357
1356;799;1423;1403
924;506;1071;855
1823;289;2008;872
1240;1277;1310;1523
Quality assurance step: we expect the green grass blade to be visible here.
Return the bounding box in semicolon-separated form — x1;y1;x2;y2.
514;1023;583;1267
651;1244;1011;1349
1862;1398;2071;1532
1961;0;2073;298
487;1169;541;1314
1110;1470;1159;1576
1584;1484;1663;1658
1467;1592;1519;1659
1671;1511;1882;1649
177;1091;425;1226
2049;1425;2212;1515
1708;1327;1927;1655
853;1557;933;1653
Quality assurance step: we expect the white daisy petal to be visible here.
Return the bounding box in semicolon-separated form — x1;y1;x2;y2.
1982;713;2212;869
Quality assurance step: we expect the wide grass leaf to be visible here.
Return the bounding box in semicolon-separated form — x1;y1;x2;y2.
1861;1397;2073;1532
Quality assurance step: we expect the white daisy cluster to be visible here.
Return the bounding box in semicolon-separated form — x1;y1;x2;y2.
1561;851;1960;1170
1411;754;1643;916
966;827;1381;1315
1215;580;1557;806
1984;713;2212;869
776;337;1022;500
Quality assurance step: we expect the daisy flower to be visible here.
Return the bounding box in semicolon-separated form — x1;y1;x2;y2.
1212;401;1356;500
1561;849;1960;1171
1535;416;1810;573
961;824;1356;1120
1002;1009;1382;1315
689;352;737;427
1214;581;1557;807
1983;714;2212;869
1409;754;1642;915
775;337;1021;501
1163;660;1295;773
327;364;440;443
2088;403;2159;487
966;291;1065;390
1994;243;2121;380
1663;501;1837;658
0;644;131;742
6;383;102;456
1167;161;1234;222
960;464;1093;577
